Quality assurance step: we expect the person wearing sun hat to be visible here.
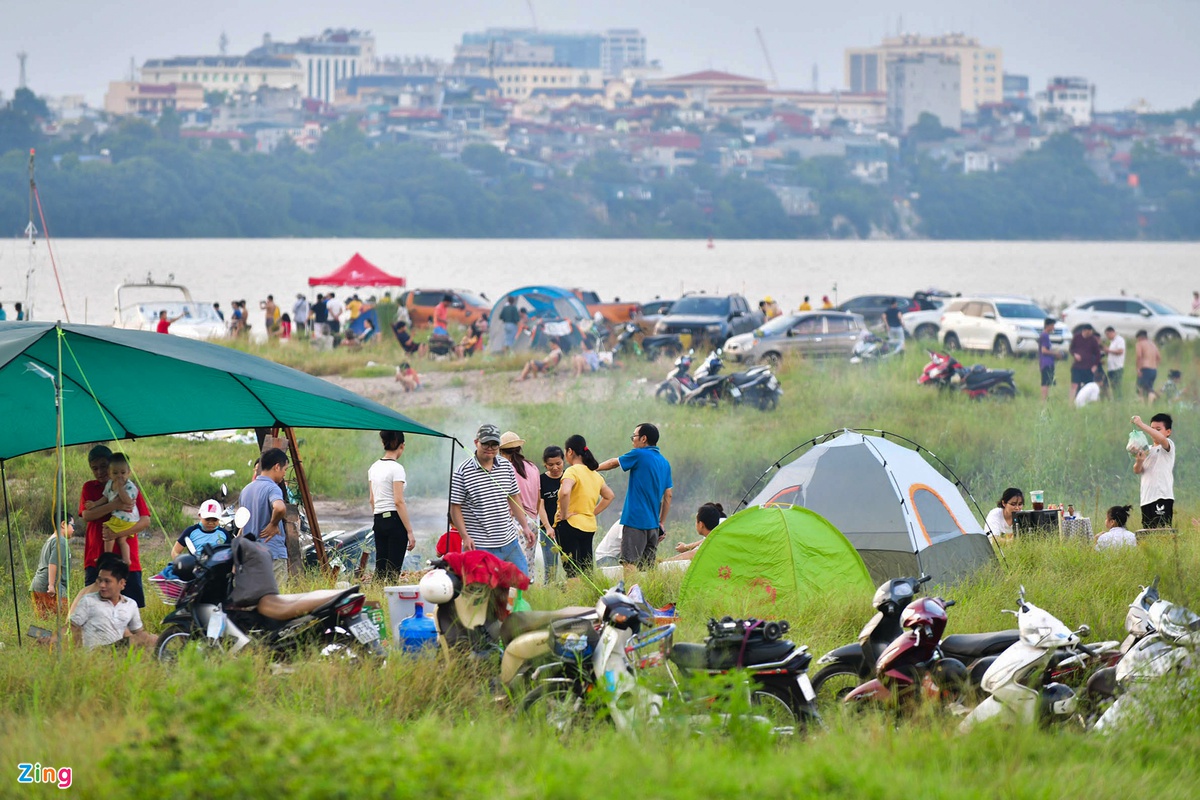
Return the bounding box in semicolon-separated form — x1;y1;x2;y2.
759;295;781;319
170;499;231;559
449;424;537;574
498;430;541;574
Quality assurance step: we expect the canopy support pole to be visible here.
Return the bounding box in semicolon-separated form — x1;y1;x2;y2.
2;460;20;648
446;439;457;535
281;426;326;571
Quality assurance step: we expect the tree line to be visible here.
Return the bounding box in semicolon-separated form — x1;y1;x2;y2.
1;90;1198;240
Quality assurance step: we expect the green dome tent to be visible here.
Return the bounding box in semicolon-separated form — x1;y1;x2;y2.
678;505;873;617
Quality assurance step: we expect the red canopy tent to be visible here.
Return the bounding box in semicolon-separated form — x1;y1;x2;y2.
307;253;407;287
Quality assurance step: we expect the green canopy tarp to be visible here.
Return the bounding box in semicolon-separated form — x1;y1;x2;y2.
0;322;447;458
678;505;873;616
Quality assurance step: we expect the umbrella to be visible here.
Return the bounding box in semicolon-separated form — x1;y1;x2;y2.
0;322;445;457
0;322;452;643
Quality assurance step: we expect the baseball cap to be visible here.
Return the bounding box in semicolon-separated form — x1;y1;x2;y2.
476;424;502;444
198;499;222;519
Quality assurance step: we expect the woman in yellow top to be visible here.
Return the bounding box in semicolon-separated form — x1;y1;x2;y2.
555;434;615;577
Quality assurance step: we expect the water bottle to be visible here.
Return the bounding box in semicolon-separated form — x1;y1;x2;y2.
398;602;437;653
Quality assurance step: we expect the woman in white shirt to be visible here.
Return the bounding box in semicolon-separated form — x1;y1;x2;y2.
985;488;1024;541
1095;504;1137;550
368;430;416;580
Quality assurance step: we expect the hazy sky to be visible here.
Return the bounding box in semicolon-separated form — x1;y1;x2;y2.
2;0;1198;111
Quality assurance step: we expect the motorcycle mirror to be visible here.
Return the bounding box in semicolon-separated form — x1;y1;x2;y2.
1076;624;1091;638
1018;584;1026;601
220;483;228;498
233;507;251;530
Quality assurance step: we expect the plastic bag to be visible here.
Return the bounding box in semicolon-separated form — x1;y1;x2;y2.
1127;429;1151;458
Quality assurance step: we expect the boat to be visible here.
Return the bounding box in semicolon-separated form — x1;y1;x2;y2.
113;274;227;339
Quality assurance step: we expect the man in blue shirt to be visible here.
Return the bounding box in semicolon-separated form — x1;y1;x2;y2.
238;447;289;586
598;422;673;570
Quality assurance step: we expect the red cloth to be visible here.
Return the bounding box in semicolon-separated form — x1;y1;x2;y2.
156;319;170;334
436;529;463;556
80;480;146;570
443;550;530;591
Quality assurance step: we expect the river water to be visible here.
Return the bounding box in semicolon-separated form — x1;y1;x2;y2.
3;238;1197;324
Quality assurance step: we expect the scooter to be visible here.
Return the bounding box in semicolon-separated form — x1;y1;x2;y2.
919;351;1016;400
522;585;820;734
694;350;782;411
1092;579;1200;732
959;587;1098;731
655;351;729;406
155;515;384;663
849;331;901;364
421;555;595;691
613;322;684;361
812;576;1020;705
842;594;969;712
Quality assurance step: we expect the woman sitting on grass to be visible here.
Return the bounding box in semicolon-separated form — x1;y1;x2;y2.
1095;505;1137;550
985;488;1023;541
667;502;725;561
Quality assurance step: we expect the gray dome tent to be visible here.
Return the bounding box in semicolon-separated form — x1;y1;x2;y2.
746;430;998;585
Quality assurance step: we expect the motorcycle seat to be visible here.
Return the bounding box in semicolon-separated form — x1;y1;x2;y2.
671;639;797;671
942;630;1020;659
500;607;596;645
670;642;710;669
256;587;356;621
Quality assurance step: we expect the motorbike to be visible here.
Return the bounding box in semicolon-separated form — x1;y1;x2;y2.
919;351;1016;400
1092;578;1200;732
420;555;596;692
693;349;782;411
154;542;385;662
959;587;1100;731
842;594;969;712
521;585;820;735
655;351;730;407
812;576;1019;706
613;322;684;361
849;331;901;364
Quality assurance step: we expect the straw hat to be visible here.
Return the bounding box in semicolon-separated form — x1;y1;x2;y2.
499;431;525;449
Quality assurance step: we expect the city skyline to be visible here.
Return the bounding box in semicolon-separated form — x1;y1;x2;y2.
2;0;1198;111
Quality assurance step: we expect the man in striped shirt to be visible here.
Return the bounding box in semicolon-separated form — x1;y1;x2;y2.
450;424;537;574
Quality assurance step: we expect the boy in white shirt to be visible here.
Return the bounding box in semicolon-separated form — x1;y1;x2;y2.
1131;413;1175;529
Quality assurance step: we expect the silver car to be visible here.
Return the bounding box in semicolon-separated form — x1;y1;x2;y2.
722;311;864;365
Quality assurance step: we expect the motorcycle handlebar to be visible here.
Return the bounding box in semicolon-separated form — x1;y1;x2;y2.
917;575;932;585
1077;642;1097;658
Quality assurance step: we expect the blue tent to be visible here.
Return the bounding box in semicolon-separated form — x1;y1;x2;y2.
486;286;590;353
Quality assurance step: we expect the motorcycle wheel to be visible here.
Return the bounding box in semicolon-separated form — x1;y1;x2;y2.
749;683;805;735
989;383;1016;400
811;663;861;715
655;384;681;405
155;625;201;663
521;682;588;733
321;629;386;661
756;392;779;412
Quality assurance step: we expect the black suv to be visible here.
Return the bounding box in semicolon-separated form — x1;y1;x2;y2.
653;293;764;346
836;294;920;326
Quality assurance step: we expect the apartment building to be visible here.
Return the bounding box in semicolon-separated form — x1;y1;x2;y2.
845;33;1001;111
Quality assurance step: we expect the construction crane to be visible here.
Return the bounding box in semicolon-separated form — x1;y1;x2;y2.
755;28;778;87
526;0;538;30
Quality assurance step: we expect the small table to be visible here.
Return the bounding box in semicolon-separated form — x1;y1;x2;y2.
1061;517;1093;540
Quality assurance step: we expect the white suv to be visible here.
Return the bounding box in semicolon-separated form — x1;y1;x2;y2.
1061;297;1200;346
938;296;1067;357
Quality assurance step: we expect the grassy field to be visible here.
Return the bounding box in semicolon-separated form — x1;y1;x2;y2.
1;337;1198;797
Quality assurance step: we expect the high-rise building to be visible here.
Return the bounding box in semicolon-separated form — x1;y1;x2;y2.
248;29;376;104
1034;76;1094;126
455;28;645;77
845;33;1001;111
886;54;961;132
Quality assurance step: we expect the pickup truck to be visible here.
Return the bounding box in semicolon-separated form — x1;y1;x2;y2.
653;292;765;348
572;289;639;325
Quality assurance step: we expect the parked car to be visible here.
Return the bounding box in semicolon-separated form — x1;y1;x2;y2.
1061;297;1200;346
938;296;1066;356
723;311;865;364
837;294;920;327
572;289;638;325
636;297;675;333
397;288;490;328
654;292;764;347
901;289;960;340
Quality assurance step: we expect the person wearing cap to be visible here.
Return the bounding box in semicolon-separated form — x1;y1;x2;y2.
760;296;781;320
170;499;230;559
498;431;541;573
821;296;833;310
449;424;537;574
293;293;310;337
